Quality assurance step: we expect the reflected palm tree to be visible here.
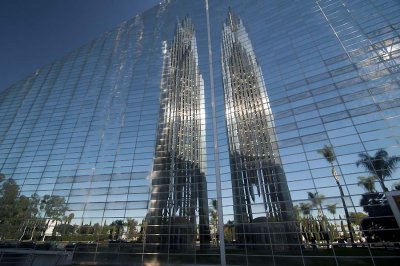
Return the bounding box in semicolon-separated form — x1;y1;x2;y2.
326;203;338;240
357;176;376;193
299;203;311;218
356;149;400;192
317;144;354;243
307;192;325;218
298;203;312;244
326;203;337;223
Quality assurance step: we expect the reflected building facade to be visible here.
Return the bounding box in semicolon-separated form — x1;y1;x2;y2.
146;17;210;250
221;11;295;247
0;0;400;265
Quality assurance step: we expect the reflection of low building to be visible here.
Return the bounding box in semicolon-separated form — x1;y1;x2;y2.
221;10;297;248
145;17;210;251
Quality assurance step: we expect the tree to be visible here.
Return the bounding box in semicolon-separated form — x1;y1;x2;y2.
307;192;325;217
0;178;21;239
27;194;42;240
100;221;111;241
326;204;336;217
224;220;235;243
299;203;311;217
0;179;42;240
340;215;348;239
0;176;70;241
357;176;376;193
110;220;125;240
325;203;340;239
298;203;312;243
18;194;40;240
356;149;400;192
126;218;139;240
326;204;337;224
349;212;367;226
54;223;75;236
357;176;400;242
359;191;390;218
308;192;332;244
92;223;102;239
63;213;75;225
210;199;218;245
40;195;68;241
317;144;354;243
78;223;95;235
292;205;301;222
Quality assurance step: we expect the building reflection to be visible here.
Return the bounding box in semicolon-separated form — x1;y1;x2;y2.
145;17;210;250
221;10;296;249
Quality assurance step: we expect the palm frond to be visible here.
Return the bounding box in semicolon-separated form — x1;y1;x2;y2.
357;176;376;192
317;144;336;163
357;149;399;180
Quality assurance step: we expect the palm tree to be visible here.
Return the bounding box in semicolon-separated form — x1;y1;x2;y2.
326;204;337;222
307;192;325;218
317;144;354;243
299;202;312;243
357;176;376;193
326;203;338;240
308;192;331;244
299;203;312;217
356;149;400;192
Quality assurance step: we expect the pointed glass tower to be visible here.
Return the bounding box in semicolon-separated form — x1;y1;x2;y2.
221;10;295;248
146;17;210;250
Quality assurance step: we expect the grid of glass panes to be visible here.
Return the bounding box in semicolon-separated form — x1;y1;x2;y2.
0;0;399;265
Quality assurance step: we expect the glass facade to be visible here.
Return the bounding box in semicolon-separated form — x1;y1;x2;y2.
0;0;399;265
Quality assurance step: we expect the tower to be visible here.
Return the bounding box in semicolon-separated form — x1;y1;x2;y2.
146;17;210;250
221;10;294;248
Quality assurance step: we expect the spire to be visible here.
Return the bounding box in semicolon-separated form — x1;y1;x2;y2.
227;7;239;32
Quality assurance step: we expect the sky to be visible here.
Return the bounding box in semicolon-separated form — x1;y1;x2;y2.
0;0;160;92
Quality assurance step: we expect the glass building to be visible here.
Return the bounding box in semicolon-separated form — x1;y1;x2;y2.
221;10;296;249
0;0;400;265
146;17;210;251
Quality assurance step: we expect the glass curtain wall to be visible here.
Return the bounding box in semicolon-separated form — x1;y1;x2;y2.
0;0;399;265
